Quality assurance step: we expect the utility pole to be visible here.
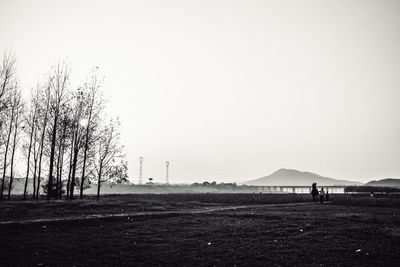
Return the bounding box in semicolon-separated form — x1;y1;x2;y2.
139;156;143;185
166;161;170;184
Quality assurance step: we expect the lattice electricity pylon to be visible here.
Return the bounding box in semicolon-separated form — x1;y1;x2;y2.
139;157;143;185
166;161;170;184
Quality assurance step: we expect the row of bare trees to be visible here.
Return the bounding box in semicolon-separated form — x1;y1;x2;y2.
0;51;128;200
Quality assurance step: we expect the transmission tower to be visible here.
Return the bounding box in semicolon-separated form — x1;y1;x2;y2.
166;161;170;184
139;157;143;185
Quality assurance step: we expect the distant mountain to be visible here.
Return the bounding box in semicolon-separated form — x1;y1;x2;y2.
243;168;362;186
365;178;400;187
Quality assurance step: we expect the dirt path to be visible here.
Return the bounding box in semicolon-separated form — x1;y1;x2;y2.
0;202;317;226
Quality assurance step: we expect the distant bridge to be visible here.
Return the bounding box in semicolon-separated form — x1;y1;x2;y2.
250;185;346;194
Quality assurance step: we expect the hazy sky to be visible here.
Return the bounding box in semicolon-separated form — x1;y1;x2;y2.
1;0;399;184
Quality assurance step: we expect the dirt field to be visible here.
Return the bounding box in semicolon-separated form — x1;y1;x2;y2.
0;194;399;266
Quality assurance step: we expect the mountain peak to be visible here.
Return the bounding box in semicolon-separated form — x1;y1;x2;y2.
272;168;319;177
273;168;302;175
244;168;361;186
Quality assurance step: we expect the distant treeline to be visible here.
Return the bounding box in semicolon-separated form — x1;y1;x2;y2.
365;178;400;187
0;50;127;201
191;182;238;188
345;186;400;193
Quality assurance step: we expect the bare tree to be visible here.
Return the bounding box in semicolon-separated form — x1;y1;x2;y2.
31;117;39;199
46;63;70;200
8;87;24;200
79;68;104;199
94;118;127;199
0;97;14;200
54;103;70;199
35;85;51;199
68;88;86;200
0;50;16;114
23;86;40;199
66;128;74;199
0;51;17;200
1;53;128;201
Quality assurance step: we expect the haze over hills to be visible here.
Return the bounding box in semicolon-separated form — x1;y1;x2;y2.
365;178;400;187
243;168;362;186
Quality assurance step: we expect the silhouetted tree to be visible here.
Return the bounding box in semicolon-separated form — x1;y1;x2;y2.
23;86;40;199
35;85;51;199
79;68;104;199
0;50;16;114
7;87;24;200
0;51;16;200
0;51;127;201
94;118;127;199
46;63;70;200
54;106;70;199
0;102;14;200
68;88;86;200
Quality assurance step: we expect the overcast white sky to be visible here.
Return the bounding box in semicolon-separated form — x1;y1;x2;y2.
1;0;399;184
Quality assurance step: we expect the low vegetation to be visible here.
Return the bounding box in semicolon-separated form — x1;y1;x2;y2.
331;194;400;207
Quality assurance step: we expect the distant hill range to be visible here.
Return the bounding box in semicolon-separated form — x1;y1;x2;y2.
243;168;362;186
365;178;400;187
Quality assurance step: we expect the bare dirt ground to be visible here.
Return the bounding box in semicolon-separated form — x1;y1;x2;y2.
0;194;399;266
0;202;313;225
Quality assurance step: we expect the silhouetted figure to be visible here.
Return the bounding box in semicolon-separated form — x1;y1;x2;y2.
311;183;319;203
325;189;329;201
319;187;325;203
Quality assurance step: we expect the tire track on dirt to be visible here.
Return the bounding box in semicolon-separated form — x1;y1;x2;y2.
0;202;314;226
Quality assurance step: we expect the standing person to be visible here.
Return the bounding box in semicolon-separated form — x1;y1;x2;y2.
325;189;330;201
311;183;319;203
319;187;325;203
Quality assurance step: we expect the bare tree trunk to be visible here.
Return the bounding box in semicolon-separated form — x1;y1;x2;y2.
32;157;38;199
69;147;79;200
0;109;14;201
47;115;58;200
55;135;62;199
80;96;95;199
36;145;44;199
66;134;75;199
23;115;36;200
36;89;50;200
8;120;18;200
31;124;39;199
66;155;72;199
57;123;67;199
58;139;65;198
96;166;102;200
36;124;47;200
80;136;89;199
